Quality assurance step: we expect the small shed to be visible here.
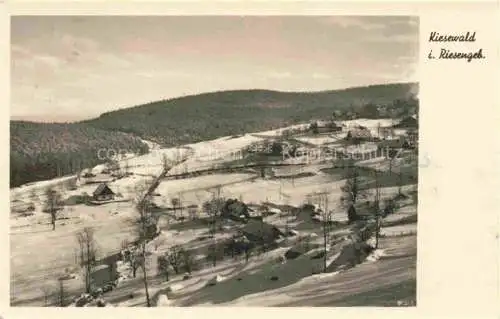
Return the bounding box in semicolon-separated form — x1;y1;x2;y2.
92;183;115;201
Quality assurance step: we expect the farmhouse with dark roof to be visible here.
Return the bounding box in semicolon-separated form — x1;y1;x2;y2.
92;183;115;202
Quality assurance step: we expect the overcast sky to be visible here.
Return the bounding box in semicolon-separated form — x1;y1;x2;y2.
11;16;419;122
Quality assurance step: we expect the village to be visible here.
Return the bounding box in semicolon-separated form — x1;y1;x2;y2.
10;114;418;307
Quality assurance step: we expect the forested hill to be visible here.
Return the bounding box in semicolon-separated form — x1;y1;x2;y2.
83;82;418;146
10;121;149;188
10;82;418;188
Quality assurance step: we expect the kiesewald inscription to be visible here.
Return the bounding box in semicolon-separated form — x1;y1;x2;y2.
427;31;485;62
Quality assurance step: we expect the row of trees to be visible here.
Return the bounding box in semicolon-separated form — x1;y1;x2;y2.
309;155;408;273
156;245;194;281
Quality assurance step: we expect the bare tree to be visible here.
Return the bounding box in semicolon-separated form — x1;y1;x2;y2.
387;146;401;176
181;248;194;274
123;249;141;278
178;193;184;220
161;153;171;172
208;186;223;233
188;206;198;221
340;142;349;169
207;242;223;267
396;164;405;196
123;159;130;175
341;166;367;223
133;183;155;307
201;185;224;266
171;197;180;219
313;191;333;273
56;162;62;178
257;202;268;254
157;254;170;281
243;239;252;263
321;196;332;273
302;234;312;252
76;227;97;294
228;235;238;260
76;168;82;182
121;239;129;250
57;278;66;307
167;245;183;274
203;200;217;239
281;192;291;239
373;170;382;249
29;188;38;203
45;187;62;231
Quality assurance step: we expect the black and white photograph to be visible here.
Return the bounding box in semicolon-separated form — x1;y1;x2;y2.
10;15;419;307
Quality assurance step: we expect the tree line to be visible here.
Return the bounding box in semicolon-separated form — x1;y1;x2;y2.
83;84;418;147
10;121;149;187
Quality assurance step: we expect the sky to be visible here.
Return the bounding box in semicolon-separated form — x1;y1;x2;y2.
11;16;419;122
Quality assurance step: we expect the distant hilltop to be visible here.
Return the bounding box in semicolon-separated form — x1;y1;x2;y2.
83;82;418;145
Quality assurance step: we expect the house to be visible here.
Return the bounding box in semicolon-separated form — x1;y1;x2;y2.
378;127;396;140
406;129;418;145
320;125;342;133
90;264;118;289
393;116;418;129
315;120;342;133
377;136;414;158
221;199;250;222
346;126;372;140
240;219;284;245
92;183;115;201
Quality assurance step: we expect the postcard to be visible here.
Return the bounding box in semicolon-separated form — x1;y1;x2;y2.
3;1;499;318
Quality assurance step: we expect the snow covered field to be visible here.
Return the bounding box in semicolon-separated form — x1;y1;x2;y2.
250;124;310;138
222;235;416;306
154;173;257;207
11;203;137;304
186;134;263;162
380;224;417;237
10;121;417;307
295;135;341;146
